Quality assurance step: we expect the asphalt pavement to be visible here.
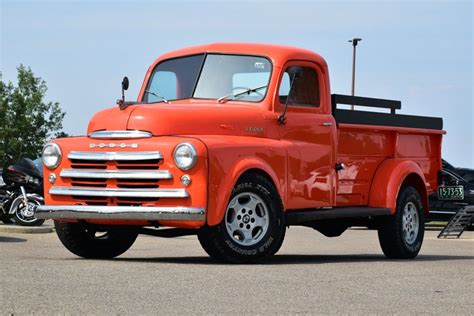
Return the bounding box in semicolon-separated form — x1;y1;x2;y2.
1;225;473;314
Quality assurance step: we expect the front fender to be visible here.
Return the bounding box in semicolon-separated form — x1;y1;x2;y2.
198;136;287;226
368;159;428;214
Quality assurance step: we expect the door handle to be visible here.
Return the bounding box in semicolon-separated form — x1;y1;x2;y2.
322;122;333;127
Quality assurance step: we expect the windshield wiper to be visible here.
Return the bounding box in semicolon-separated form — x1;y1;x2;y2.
144;90;169;103
217;85;268;103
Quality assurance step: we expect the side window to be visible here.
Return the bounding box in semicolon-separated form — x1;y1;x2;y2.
278;66;320;107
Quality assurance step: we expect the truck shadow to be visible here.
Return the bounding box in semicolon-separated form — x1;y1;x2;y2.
114;254;474;265
0;236;27;243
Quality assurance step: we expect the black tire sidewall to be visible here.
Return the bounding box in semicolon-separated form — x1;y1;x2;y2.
14;216;45;226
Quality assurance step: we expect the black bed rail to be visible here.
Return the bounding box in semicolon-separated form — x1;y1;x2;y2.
331;94;443;130
331;94;401;114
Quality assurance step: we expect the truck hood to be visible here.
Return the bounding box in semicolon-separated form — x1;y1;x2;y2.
87;100;276;138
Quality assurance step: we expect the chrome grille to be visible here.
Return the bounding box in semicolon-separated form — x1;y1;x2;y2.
50;187;188;198
69;151;162;170
51;151;187;206
60;169;172;180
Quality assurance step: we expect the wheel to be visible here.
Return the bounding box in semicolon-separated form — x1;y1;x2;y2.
378;186;425;259
54;221;138;259
198;173;286;263
13;197;45;226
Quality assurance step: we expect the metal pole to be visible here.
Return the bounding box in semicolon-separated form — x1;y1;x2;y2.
349;38;362;110
351;44;356;96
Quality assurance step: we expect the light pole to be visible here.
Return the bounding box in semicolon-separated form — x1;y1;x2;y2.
349;38;362;110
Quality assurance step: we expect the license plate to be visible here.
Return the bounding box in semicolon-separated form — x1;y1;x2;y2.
438;185;464;200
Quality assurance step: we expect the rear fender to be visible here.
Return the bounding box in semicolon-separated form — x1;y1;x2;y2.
369;159;428;214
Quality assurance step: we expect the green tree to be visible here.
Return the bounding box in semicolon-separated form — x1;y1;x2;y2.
0;65;67;167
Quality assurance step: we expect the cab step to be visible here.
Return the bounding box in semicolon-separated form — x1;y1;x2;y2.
286;207;390;225
437;206;474;239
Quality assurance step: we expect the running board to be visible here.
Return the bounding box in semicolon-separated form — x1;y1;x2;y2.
286;207;391;225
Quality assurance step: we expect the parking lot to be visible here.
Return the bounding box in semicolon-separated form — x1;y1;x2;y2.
1;224;473;314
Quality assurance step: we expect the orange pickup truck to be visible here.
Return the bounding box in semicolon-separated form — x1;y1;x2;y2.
36;43;445;263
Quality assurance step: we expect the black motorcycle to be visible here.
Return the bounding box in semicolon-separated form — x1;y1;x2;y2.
0;158;45;226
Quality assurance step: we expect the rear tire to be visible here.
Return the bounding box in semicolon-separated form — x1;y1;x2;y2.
54;221;138;259
198;173;286;263
378;186;425;259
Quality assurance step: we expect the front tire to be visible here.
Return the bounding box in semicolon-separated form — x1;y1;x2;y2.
378;186;425;259
13;197;45;227
198;173;286;263
54;221;138;259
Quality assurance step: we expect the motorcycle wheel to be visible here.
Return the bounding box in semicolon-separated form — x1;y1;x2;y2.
13;198;45;226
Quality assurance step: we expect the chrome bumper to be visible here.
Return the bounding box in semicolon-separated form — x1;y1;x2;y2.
35;205;206;221
49;187;189;198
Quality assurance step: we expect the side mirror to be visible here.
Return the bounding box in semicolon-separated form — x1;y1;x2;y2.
117;76;129;108
122;76;129;91
278;66;304;124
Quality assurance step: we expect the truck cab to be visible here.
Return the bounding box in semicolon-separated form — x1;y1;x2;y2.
36;43;444;263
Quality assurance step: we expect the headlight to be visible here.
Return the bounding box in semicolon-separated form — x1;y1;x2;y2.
173;143;197;170
42;143;62;169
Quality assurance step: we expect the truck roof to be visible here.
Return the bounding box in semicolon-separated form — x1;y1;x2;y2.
153;42;329;69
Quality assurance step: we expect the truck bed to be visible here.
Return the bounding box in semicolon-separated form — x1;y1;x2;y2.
331;94;444;207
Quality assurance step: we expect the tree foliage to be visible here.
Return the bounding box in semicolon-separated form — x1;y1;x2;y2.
0;65;67;167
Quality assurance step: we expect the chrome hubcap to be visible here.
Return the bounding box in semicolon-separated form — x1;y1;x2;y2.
402;201;419;245
225;192;269;246
16;201;39;222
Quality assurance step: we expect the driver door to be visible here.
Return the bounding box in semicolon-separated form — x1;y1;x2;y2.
277;61;336;209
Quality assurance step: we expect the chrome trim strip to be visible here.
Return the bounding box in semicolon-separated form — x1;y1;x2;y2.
50;186;189;198
35;205;205;221
60;169;172;180
68;151;163;161
89;130;152;139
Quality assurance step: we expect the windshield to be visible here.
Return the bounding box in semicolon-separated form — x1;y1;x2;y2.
33;158;43;177
143;54;272;103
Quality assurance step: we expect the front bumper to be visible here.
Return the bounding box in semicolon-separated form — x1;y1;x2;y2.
35;205;206;221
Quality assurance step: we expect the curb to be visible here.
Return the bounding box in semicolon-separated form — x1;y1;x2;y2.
0;224;54;234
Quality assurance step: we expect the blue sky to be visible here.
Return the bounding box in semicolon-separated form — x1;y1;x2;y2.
1;0;473;167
